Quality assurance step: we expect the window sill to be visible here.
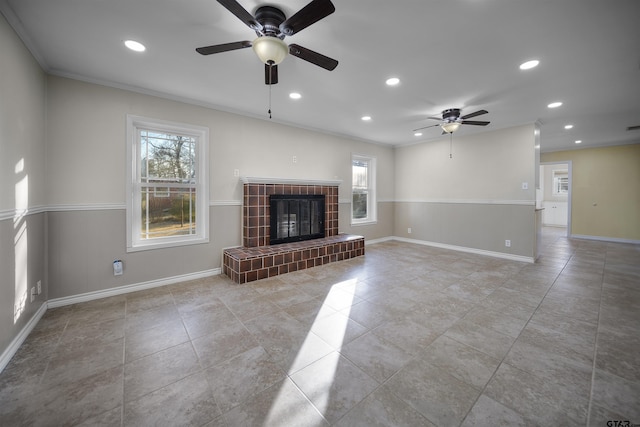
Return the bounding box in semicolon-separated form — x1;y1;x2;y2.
127;236;209;253
350;220;377;227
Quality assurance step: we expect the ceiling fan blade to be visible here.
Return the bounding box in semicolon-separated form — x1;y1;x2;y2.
216;0;263;32
196;41;252;55
265;63;278;85
461;120;490;126
279;0;335;36
412;124;440;132
289;44;338;70
427;116;442;121
461;109;488;120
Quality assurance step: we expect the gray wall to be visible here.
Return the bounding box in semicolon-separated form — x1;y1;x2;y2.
393;124;538;259
0;14;47;356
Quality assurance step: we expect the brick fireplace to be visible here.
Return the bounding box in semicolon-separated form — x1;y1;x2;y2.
222;177;365;284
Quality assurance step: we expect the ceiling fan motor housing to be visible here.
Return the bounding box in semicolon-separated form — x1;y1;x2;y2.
254;6;286;38
442;108;461;122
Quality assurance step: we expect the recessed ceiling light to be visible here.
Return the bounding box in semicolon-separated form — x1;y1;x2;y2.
361;116;372;121
289;92;301;99
414;132;422;137
386;77;400;86
564;124;574;129
519;59;539;70
547;101;563;109
575;140;582;144
124;40;146;52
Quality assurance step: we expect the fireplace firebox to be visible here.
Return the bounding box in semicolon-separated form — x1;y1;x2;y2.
270;194;325;245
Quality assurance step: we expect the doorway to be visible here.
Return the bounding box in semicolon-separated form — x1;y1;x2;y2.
539;162;572;236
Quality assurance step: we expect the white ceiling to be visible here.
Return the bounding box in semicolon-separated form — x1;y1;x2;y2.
2;0;640;152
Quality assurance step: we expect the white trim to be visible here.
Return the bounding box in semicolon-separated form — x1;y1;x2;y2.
364;236;394;245
570;234;640;245
210;200;242;207
47;203;126;212
241;177;343;186
0;206;47;221
394;199;535;206
48;268;221;308
0;303;47;373
381;236;535;263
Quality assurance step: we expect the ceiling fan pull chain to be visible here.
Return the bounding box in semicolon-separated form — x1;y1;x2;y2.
449;133;453;159
268;64;273;119
268;83;272;119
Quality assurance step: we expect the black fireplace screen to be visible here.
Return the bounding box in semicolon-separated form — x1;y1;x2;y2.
270;194;325;245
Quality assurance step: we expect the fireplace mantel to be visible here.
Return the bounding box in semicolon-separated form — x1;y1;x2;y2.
241;176;343;186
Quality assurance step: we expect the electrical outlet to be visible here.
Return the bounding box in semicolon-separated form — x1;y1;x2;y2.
37;280;42;295
233;169;239;177
522;182;528;190
505;240;511;247
30;287;36;302
292;155;297;163
408;228;412;234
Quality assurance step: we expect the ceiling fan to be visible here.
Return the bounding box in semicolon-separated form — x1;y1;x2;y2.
414;108;490;134
196;0;339;85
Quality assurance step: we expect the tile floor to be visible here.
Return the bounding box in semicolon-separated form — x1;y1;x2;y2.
1;228;639;426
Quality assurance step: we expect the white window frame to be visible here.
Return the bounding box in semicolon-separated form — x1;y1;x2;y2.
552;170;569;195
126;115;209;252
351;154;377;225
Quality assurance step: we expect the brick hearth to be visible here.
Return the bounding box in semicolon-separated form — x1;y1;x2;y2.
222;178;364;284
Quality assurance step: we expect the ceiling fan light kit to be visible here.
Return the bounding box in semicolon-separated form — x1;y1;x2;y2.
441;122;461;133
252;37;288;65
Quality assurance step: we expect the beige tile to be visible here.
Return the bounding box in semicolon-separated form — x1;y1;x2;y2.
203;346;285;413
444;318;515;360
290;351;378;424
42;337;124;388
385;358;480;427
339;331;412;383
222;378;329;427
125;318;190;362
310;311;368;349
192;318;258;369
485;363;589;426
372;316;441;356
590;369;640;424
124;341;201;401
335;385;436;427
420;335;501;390
461;394;533;427
124;373;220;426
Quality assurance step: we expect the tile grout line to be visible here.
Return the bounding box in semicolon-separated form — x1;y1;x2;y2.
585;244;608;427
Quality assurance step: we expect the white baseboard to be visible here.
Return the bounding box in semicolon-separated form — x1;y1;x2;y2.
570;234;640;245
364;236;394;245
48;268;221;308
0;302;47;373
372;236;535;263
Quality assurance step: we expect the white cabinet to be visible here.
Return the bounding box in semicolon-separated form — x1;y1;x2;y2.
542;201;568;226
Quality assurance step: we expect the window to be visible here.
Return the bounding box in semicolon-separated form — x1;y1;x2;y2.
552;170;569;195
126;115;209;251
351;154;376;224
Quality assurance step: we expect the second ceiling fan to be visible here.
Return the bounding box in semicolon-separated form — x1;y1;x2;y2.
196;0;339;85
414;108;490;134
